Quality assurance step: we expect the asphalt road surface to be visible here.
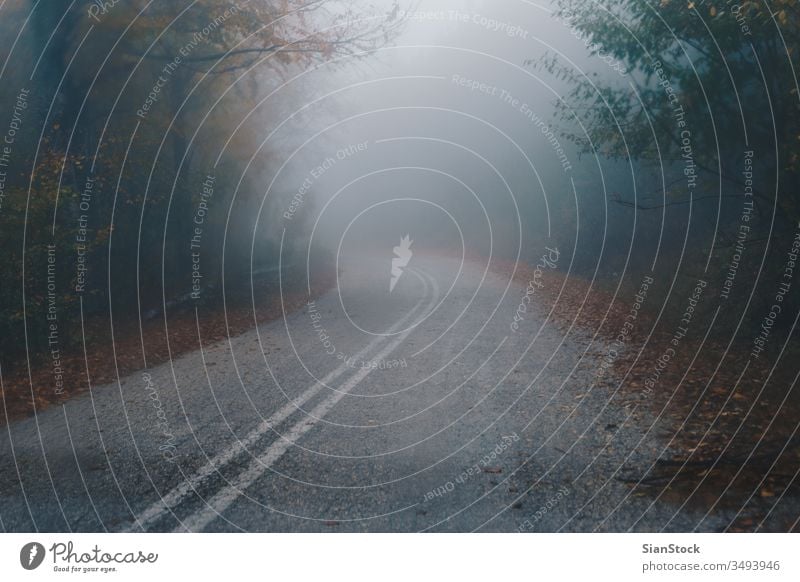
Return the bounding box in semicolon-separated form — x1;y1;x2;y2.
0;253;738;532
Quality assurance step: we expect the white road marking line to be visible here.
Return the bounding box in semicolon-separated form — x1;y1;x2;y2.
175;298;431;532
127;269;431;532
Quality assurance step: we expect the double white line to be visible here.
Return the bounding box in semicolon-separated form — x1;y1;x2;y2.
127;268;438;532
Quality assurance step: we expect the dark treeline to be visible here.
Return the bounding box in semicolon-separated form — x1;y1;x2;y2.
542;0;800;336
0;0;397;372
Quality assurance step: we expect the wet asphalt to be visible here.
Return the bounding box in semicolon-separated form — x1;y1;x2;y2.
0;254;739;532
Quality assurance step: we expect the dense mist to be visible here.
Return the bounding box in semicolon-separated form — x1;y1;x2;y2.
1;0;799;537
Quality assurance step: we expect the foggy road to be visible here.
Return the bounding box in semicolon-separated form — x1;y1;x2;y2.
0;253;734;532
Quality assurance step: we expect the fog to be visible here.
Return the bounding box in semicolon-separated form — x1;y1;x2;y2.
264;0;604;273
2;0;800;537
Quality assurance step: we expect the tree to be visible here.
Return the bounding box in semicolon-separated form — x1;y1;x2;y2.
541;0;799;220
0;0;402;369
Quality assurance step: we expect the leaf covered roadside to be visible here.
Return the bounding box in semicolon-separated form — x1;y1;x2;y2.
1;267;336;424
493;257;800;532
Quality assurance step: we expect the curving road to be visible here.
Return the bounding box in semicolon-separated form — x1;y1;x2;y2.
0;253;737;532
